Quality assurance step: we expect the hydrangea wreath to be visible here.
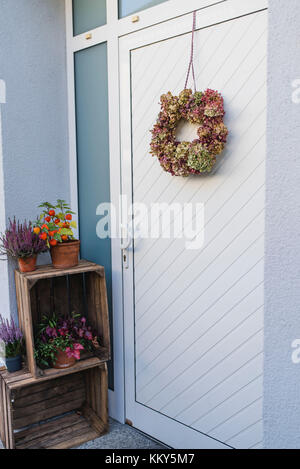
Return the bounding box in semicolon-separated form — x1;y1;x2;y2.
150;88;228;177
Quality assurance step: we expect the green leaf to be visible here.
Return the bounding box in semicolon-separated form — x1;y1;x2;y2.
70;221;77;229
60;228;73;236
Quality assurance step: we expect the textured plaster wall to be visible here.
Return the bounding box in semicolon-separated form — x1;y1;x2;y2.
264;0;300;449
0;81;10;316
0;0;69;317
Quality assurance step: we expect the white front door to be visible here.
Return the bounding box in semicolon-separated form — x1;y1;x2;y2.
120;0;267;449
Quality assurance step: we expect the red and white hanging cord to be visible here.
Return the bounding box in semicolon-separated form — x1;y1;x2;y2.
184;11;197;92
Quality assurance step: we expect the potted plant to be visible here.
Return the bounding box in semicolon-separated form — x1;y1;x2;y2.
34;312;100;370
0;314;24;373
35;199;79;269
0;218;48;272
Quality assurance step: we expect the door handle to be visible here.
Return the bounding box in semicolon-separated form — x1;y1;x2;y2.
121;233;132;270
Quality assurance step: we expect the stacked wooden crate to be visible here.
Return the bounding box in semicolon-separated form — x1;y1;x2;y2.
0;260;111;449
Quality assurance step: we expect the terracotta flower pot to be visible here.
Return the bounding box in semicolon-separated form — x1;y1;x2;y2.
50;240;80;269
18;255;37;273
52;349;76;369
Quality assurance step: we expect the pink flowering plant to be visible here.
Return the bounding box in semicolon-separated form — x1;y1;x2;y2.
34;312;99;368
0;218;47;259
150;88;228;177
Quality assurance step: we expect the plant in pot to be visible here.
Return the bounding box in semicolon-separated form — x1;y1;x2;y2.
34;312;100;370
35;199;79;269
0;314;24;373
0;218;48;272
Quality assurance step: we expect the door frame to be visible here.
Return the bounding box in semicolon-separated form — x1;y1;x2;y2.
65;0;268;428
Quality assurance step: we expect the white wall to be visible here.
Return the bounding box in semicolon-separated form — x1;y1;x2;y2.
0;0;70;318
0;80;10;316
264;0;300;449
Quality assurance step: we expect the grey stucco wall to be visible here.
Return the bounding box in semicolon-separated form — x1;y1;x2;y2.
264;0;300;449
0;0;69;316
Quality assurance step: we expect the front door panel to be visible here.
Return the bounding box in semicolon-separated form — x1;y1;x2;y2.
121;1;267;449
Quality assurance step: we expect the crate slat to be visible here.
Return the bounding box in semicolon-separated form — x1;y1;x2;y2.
15;412;80;444
13;386;85;419
13;373;83;402
5;357;107;390
20;260;104;280
15;413;99;450
1;376;14;449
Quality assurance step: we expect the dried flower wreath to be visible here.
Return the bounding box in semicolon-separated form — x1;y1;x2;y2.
150;11;228;177
150;88;228;177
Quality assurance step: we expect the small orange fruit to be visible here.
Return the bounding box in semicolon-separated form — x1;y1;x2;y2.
61;235;68;242
49;210;55;217
54;218;60;225
50;239;57;247
45;216;51;223
33;227;40;235
40;233;47;241
65;214;72;221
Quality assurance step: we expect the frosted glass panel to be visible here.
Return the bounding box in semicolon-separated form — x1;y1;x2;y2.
74;43;114;388
73;0;106;36
119;0;168;18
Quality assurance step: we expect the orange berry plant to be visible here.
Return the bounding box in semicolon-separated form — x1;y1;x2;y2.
35;199;77;248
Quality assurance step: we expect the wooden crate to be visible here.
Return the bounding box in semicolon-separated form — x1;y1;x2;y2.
15;260;111;379
0;364;108;449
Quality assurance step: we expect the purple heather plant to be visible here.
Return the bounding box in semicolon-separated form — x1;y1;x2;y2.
0;218;48;259
0;314;23;358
